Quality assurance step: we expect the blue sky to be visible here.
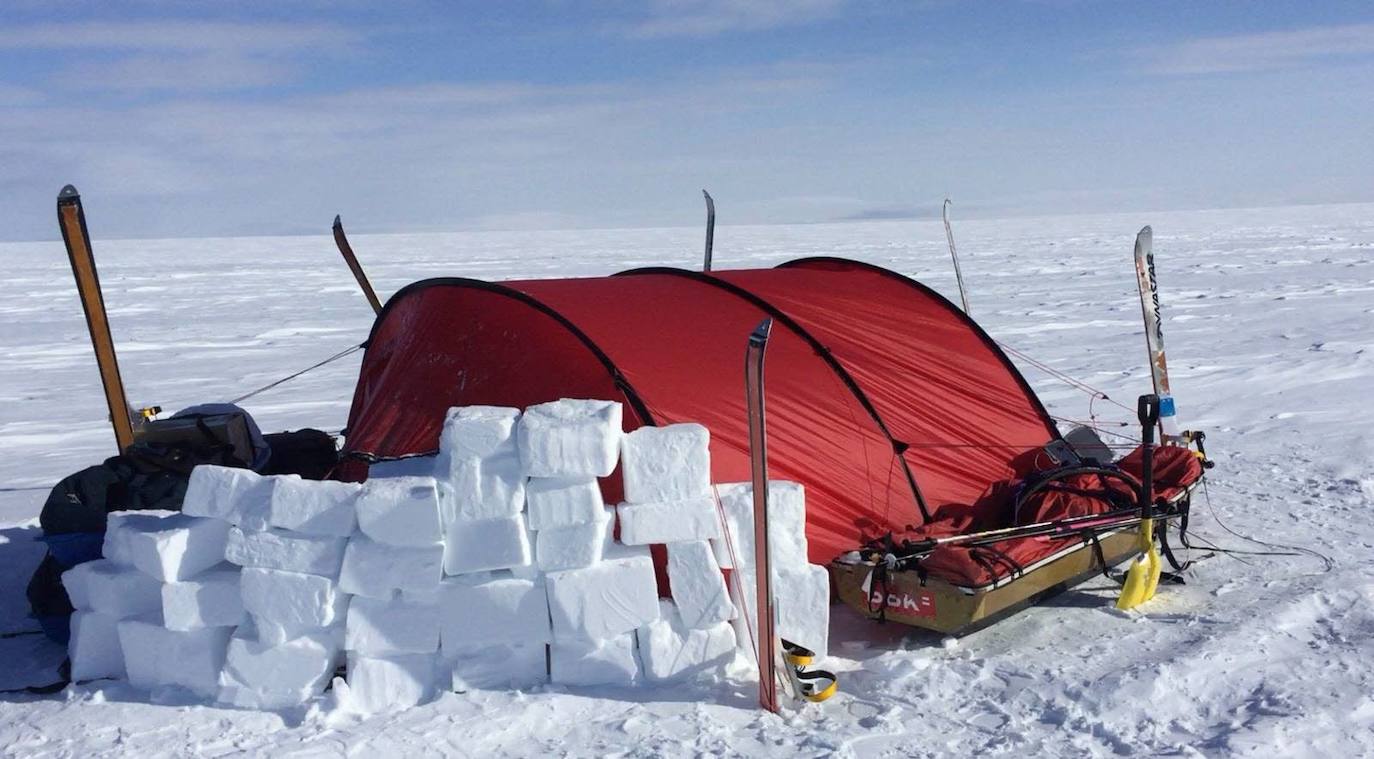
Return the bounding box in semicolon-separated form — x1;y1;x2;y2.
1;1;1372;240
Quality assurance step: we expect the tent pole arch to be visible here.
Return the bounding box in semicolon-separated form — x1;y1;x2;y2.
355;276;660;437
777;257;1060;437
616;265;932;523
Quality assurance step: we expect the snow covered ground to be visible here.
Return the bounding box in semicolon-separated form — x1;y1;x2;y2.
1;202;1371;757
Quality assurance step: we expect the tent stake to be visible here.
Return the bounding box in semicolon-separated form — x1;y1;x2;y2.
943;198;971;314
702;190;716;272
332;215;383;315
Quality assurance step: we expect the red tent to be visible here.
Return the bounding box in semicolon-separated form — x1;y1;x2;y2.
339;257;1059;568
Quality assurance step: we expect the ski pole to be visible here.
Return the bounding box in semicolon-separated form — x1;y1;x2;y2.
883;504;1183;562
943;199;970;314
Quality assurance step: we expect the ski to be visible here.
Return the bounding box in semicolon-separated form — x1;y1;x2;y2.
57;185;137;453
1133;226;1180;442
702;190;716;272
332;215;383;315
744;317;784;712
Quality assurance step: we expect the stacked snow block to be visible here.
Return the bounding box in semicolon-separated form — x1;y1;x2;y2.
715;481;830;658
63;507;241;694
63;398;760;712
190;466;357;705
515;400;658;687
440;572;550;692
437;406;530;575
338;473;445;711
605;425;735;682
521;400;618;579
427;405;545;697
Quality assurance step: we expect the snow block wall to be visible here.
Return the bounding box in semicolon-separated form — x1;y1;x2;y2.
64;399;831;712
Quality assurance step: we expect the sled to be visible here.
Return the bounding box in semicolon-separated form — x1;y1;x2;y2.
829;446;1205;635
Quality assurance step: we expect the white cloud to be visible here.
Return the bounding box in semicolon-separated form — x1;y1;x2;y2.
1142;23;1374;75
55;52;292;92
0;83;43;106
0;20;355;53
0;20;358;93
622;0;847;38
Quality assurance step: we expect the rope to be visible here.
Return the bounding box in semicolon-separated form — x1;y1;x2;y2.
229;343;364;405
1198;479;1335;575
712;487;758;669
1050;414;1140;444
998;341;1136;415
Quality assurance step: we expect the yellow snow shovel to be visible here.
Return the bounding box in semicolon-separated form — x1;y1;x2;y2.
1117;394;1162;610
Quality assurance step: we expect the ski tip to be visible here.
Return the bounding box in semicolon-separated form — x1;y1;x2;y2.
58;184;80;202
943;197;952;209
332;214;342;228
1138;225;1152;239
749;317;774;344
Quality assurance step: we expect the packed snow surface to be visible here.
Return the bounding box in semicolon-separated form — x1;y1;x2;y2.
1;203;1372;756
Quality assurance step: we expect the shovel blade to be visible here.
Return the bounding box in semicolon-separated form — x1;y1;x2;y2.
1143;544;1163;599
1115;520;1161;610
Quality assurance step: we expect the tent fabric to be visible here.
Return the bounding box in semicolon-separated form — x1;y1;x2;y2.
339;260;1059;567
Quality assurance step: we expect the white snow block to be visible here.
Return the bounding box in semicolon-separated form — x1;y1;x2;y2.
773;564;830;658
447;643;547;691
732;563;831;658
217;627;341;709
161;565;246;631
345;653;439;713
240;568;349;643
440;405;521;459
517;399;623;478
347;593;441;655
102;510;176;567
266;475;360;537
62;559;163;619
224;526;347;578
550;635;641;687
442;513;531;575
440;574;551;647
713;481;808;569
118;617;233;698
61;561;96;611
620;423;711;503
535;514;610;572
356;476;443;547
338;535;444;599
121;512;231;582
636;602;735;682
546;554;659;643
69;611;125;681
616;496;720;545
666;540;734;629
526;476;605;529
182;464;272;529
444;455;526;523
